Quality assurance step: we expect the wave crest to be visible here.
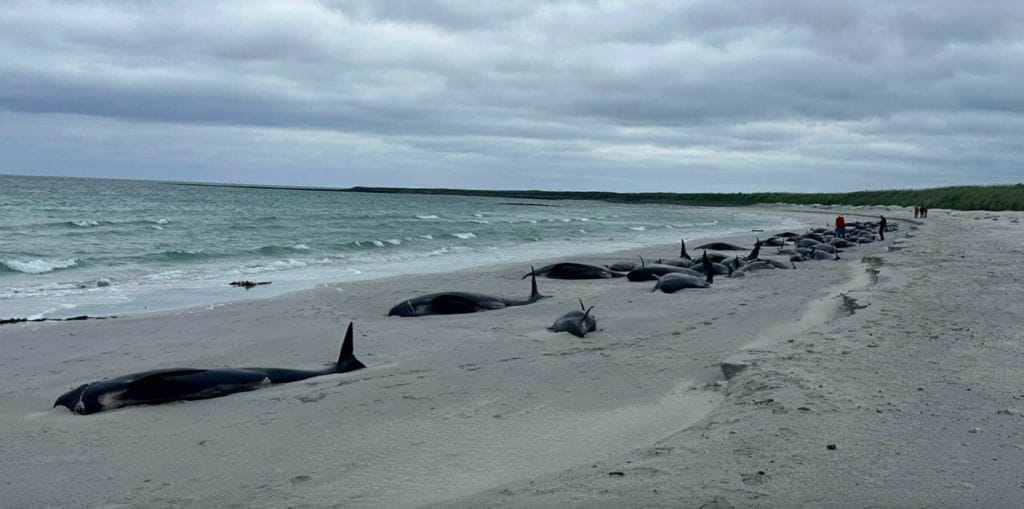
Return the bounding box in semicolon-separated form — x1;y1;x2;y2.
1;258;80;274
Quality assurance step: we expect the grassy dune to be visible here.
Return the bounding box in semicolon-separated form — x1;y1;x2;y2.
349;184;1024;211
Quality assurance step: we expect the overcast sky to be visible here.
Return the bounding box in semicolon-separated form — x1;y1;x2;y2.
1;1;1021;192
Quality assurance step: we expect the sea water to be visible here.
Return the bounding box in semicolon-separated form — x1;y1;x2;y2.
1;175;806;318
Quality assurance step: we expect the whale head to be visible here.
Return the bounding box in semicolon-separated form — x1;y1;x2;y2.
54;383;109;415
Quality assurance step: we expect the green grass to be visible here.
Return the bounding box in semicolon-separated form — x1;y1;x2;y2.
348;184;1024;211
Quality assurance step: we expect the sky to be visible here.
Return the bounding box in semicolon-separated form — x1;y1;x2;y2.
1;0;1022;192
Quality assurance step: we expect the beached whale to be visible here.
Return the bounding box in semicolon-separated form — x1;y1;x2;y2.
694;242;747;251
389;268;547;317
526;262;625;279
54;323;366;415
627;264;702;282
606;261;639;272
549;299;597;338
652;273;711;293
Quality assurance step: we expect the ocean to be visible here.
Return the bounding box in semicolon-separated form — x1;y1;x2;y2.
0;175;806;318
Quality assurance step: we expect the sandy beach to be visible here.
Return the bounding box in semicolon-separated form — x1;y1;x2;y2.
2;205;1022;508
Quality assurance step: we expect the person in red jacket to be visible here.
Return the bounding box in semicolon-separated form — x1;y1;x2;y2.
835;214;846;238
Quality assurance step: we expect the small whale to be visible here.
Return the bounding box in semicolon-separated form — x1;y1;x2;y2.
526;262;625;279
389;267;548;317
55;322;366;415
694;242;747;251
549;299;597;338
652;273;711;293
626;264;702;282
606;261;639;272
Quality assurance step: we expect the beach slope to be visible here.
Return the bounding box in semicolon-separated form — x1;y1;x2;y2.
1;208;1022;507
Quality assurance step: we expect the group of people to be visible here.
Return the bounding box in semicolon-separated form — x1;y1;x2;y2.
914;205;929;218
833;213;887;241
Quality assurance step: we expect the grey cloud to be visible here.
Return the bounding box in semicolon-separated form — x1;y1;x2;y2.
0;0;1022;191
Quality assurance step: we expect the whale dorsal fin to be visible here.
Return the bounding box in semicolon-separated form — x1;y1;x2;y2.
528;266;547;302
335;321;366;372
638;255;645;267
339;322;354;364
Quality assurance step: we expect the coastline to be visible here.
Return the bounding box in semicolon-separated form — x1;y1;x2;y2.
3;205;1022;507
0;190;804;321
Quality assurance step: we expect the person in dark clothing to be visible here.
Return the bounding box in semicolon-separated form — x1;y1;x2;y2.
878;216;887;240
835;214;846;238
914;206;919;218
922;206;928;218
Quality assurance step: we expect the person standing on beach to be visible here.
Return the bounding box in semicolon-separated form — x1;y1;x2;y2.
878;216;887;240
922;206;928;218
914;205;919;218
835;214;846;239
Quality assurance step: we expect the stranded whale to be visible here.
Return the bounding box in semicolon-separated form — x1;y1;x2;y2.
549;298;597;338
54;322;366;415
526;262;625;279
389;268;548;317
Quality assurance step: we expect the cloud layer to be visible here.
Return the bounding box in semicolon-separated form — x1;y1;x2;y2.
1;0;1021;191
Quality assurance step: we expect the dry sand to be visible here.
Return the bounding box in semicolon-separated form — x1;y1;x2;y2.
2;206;1022;508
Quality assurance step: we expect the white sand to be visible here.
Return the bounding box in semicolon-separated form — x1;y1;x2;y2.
2;206;1022;508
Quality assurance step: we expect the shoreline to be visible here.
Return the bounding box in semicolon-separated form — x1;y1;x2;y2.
4;205;1020;507
1;205;813;322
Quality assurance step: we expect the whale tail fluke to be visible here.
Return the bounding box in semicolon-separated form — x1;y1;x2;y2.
336;322;366;373
582;306;594;320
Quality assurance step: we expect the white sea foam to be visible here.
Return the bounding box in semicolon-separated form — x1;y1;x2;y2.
144;270;187;282
155;218;170;224
291;244;310;250
416;215;439;219
272;259;307;270
451;232;476;239
386;239;402;245
629;226;647;231
372;240;386;247
1;258;79;274
73;220;99;227
419;235;434;240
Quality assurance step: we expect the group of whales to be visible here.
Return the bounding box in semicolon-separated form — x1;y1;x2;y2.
55;221;895;415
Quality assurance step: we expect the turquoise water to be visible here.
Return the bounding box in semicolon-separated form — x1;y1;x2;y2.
0;175;805;318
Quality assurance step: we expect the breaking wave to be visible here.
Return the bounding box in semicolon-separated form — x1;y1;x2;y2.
0;258;80;274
